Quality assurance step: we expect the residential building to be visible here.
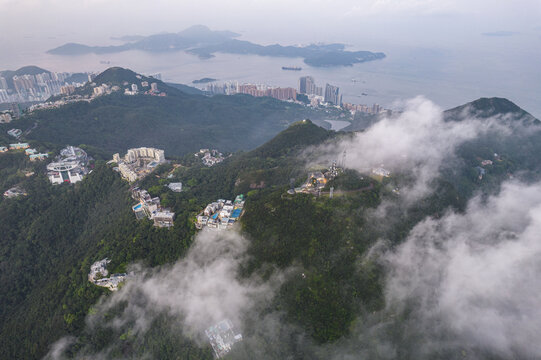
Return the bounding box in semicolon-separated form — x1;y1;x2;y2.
7;128;22;138
3;187;27;198
0;113;12;123
29;153;49;161
115;147;166;182
168;182;182;192
88;259;128;291
118;162;138;182
93;86;104;96
196;195;245;230
152;210;175;228
126;147;165;163
60;85;76;95
196;148;225;166
131;187;175;228
47;146;89;185
9;142;29;150
324;83;341;105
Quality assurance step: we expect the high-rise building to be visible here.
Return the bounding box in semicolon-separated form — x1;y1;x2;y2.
324;84;341;105
299;76;316;94
299;76;323;96
60;85;76;95
269;87;297;101
0;89;9;102
10;103;20;118
0;77;7;90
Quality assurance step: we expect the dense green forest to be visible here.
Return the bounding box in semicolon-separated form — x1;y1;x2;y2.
1;97;540;359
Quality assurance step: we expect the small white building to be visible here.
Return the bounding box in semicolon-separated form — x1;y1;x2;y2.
168;182;182;192
152;210;175;228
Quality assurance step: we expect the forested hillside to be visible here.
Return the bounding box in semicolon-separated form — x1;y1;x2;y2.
0;98;540;359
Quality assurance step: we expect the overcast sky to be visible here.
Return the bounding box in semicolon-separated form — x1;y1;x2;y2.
1;0;540;48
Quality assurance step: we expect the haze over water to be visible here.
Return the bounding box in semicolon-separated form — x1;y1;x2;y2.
2;28;540;117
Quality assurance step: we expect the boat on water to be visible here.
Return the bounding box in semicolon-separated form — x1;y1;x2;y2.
282;66;302;71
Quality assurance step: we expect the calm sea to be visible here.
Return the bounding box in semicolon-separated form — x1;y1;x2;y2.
1;35;539;117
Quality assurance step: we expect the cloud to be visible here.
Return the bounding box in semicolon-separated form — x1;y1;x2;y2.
45;229;286;359
315;97;506;202
383;181;541;358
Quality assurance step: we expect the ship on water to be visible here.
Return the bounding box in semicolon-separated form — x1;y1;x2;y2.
282;66;302;71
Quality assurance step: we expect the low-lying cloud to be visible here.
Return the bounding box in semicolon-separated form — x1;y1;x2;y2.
45;230;285;359
316;96;507;202
383;180;541;358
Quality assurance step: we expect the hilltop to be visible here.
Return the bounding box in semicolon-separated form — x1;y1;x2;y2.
70;67;186;97
444;97;539;124
47;25;385;67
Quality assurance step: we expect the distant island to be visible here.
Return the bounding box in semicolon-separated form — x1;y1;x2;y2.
47;25;386;68
192;77;217;84
282;66;302;71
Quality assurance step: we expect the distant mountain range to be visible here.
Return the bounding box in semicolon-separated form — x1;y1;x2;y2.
47;25;385;67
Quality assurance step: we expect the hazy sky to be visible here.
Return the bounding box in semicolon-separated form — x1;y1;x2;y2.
1;0;540;47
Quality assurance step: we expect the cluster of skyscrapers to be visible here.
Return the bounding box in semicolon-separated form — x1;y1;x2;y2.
0;71;89;103
298;76;342;105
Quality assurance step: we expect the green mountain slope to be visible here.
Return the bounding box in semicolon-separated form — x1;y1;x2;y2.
1;98;540;359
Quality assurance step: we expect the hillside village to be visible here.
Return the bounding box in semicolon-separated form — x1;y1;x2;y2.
131;187;175;228
196;195;245;230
